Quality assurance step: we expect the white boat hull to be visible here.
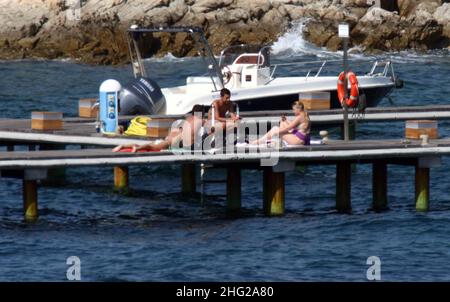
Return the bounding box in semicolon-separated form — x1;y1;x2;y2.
162;75;395;114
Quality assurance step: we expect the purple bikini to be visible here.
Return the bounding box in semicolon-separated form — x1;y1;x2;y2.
292;129;310;145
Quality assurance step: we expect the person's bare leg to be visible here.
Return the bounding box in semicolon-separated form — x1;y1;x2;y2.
133;141;170;152
281;134;304;146
250;126;280;145
112;144;139;152
112;145;123;152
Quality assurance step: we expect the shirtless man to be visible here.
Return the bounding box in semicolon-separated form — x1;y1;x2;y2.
207;88;240;132
112;105;205;152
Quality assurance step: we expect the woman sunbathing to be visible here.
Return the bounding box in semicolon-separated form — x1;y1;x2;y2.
250;101;311;146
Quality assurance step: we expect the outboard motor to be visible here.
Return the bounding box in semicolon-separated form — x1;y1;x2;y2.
395;77;404;89
119;77;166;115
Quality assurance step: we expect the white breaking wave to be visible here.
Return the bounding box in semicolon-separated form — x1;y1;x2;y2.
271;20;340;58
144;52;186;62
387;49;450;64
270;20;450;63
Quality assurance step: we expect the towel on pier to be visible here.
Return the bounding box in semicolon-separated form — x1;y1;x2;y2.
117;147;160;153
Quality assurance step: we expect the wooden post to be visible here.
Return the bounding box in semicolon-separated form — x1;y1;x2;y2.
415;166;429;211
23;179;38;222
372;161;388;211
336;162;351;212
114;166;129;194
263;169;285;216
181;163;196;194
227;165;241;214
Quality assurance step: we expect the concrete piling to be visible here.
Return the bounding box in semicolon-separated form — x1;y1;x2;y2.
23;179;38;222
415;166;429;211
181;163;196;194
263;169;285;216
336;162;352;212
226;165;241;214
114;166;129;194
373;161;388;211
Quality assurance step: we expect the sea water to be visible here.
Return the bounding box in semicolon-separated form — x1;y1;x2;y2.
0;29;450;281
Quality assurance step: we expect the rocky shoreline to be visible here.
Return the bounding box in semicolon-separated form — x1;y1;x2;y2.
0;0;449;65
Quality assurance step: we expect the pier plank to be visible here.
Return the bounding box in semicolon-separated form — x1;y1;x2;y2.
0;138;450;169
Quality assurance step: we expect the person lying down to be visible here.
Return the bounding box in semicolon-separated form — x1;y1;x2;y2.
112;105;205;152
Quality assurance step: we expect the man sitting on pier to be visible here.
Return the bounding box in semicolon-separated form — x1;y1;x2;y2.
207;88;240;132
112;105;206;152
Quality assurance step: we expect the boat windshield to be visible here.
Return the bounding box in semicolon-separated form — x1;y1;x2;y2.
219;45;271;67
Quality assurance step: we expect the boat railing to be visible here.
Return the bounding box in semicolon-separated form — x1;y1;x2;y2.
268;57;395;81
368;60;395;77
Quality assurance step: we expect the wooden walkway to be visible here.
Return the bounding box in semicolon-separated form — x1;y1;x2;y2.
0;139;448;169
151;104;450;123
1;104;450;221
2;104;450;147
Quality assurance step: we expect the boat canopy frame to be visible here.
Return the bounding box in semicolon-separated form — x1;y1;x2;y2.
126;26;224;91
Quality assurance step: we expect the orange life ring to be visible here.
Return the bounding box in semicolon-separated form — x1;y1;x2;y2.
337;71;359;108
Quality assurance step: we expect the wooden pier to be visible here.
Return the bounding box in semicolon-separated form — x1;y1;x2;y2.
0;138;447;221
1;105;450;221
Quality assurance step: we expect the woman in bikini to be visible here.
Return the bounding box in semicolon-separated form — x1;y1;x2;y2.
250;100;310;146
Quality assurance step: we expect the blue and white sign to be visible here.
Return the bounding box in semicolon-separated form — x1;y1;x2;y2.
99;79;122;135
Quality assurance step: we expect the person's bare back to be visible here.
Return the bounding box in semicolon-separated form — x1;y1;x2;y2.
181;115;203;147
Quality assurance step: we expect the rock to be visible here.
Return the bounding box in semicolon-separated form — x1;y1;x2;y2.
168;0;189;24
342;0;370;7
412;2;439;26
0;0;448;64
352;4;444;51
215;8;249;24
191;0;234;14
397;0;441;17
434;3;450;24
235;0;271;19
435;3;450;44
177;11;207;27
260;8;288;29
18;36;40;49
0;37;9;48
359;7;400;24
303;20;336;49
284;5;306;20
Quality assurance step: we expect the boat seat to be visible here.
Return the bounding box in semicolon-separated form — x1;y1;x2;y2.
234;54;264;65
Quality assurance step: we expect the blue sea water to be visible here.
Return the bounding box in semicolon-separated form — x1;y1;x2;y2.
0;47;450;281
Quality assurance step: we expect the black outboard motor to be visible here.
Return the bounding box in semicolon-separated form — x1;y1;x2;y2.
119;77;166;115
395;77;404;89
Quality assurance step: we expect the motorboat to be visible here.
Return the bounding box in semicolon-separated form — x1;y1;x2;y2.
119;26;403;116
